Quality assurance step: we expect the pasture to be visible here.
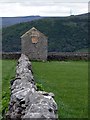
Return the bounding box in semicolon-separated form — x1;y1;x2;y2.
2;60;88;118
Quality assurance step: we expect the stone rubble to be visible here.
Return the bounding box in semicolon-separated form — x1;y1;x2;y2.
6;54;58;119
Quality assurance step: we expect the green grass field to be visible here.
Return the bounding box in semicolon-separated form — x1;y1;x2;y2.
2;60;88;118
2;60;16;116
0;60;2;119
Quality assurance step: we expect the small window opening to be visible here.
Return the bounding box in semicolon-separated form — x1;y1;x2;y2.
31;36;38;43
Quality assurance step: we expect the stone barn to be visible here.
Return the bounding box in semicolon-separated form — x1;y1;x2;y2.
21;27;48;61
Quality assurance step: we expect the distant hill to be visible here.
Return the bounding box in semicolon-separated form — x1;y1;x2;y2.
2;13;88;52
2;16;42;27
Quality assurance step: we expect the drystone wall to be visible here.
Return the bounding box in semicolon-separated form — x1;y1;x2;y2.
2;52;88;61
2;52;21;59
48;52;88;61
6;54;58;119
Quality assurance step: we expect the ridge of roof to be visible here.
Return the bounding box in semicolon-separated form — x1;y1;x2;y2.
21;27;47;38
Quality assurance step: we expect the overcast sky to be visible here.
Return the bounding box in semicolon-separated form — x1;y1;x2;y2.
0;0;89;17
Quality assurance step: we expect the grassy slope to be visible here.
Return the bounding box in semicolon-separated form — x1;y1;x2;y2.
2;60;88;118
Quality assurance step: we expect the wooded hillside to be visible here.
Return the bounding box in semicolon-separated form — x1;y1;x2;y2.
2;13;88;52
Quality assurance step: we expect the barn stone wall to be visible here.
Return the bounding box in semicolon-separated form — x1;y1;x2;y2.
6;54;58;119
21;28;48;61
